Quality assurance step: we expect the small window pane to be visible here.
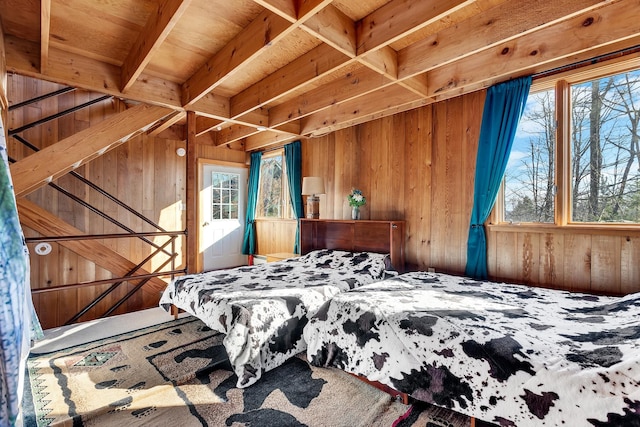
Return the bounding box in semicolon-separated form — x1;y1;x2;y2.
212;188;221;204
504;89;556;223
211;171;241;220
570;70;640;223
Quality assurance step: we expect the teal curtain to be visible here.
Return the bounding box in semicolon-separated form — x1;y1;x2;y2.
242;152;262;255
465;76;532;279
0;117;43;426
284;141;304;253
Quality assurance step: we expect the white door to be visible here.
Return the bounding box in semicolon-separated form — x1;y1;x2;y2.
200;163;248;271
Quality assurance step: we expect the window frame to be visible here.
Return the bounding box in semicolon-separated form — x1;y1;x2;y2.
255;148;293;220
492;54;640;232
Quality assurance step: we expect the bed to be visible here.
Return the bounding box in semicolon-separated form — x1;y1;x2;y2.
159;219;405;388
304;271;640;426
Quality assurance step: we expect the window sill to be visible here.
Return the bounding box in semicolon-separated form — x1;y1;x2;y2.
488;222;640;236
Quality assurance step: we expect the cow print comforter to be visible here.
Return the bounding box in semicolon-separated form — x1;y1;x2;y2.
159;249;393;388
304;271;640;426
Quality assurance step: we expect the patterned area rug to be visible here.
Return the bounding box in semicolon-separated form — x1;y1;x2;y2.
24;316;414;426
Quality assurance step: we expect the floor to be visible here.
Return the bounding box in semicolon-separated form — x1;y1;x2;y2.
30;307;189;354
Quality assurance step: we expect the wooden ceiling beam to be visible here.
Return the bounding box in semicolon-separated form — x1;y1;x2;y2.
269;66;392;127
195;116;223;136
425;0;640;98
353;0;499;98
235;109;270;128
231;0;482;125
231;0;444;123
215;124;261;146
181;10;292;106
305;97;432;137
357;42;430;98
199;106;299;146
397;74;429;97
398;0;609;79
302;4;356;57
244;130;301;152
297;0;335;20
10;104;171;198
230;43;349;118
300;84;423;136
40;0;51;74
252;0;335;23
187;92;230;119
271;0;618;134
189;105;290;138
251;0;297;21
183;0;335;108
5;36;184;110
215;119;300;147
356;0;476;55
121;0;193;92
358;46;397;80
231;0;485;121
148;111;186;136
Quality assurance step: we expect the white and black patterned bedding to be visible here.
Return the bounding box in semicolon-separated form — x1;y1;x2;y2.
304;271;640;426
159;249;393;388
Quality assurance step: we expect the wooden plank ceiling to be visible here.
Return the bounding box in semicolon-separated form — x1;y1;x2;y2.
1;0;640;151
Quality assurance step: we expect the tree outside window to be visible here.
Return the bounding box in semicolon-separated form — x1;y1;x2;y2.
256;150;292;218
571;71;640;222
502;67;640;225
504;90;556;223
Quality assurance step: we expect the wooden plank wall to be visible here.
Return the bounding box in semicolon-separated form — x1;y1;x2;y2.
301;92;483;274
486;229;640;295
255;219;298;255
7;74;245;328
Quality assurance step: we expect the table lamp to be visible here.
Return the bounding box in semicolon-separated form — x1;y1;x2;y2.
301;176;325;219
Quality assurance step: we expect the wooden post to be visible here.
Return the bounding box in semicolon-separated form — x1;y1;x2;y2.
186;111;198;274
0;18;9;117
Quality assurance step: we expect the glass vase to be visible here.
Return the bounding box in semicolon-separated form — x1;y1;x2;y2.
351;206;360;220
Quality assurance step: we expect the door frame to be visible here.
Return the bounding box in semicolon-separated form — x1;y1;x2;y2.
196;158;249;272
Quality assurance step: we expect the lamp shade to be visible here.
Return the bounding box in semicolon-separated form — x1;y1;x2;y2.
301;176;325;195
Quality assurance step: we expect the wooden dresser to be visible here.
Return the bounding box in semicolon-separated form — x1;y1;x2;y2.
299;219;405;273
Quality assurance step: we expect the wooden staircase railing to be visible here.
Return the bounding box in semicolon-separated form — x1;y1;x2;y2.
9;88;185;325
27;231;186;325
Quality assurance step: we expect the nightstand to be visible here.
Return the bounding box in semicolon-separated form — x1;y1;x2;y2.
265;252;299;262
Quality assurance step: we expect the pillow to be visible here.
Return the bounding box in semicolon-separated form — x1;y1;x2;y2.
299;249;394;279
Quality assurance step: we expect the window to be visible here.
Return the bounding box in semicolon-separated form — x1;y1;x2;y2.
256;150;292;218
211;172;239;220
500;63;640;226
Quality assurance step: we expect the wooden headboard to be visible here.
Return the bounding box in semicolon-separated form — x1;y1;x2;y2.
299;219;405;273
